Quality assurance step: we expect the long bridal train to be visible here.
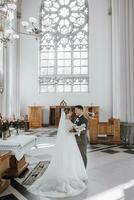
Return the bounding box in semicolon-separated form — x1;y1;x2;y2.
28;111;88;198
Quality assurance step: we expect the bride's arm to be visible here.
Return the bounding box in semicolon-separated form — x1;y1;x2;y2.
66;119;81;135
66;120;79;135
66;120;74;131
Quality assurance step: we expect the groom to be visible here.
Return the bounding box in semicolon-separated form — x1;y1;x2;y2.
72;105;88;168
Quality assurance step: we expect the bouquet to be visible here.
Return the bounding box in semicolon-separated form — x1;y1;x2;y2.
72;123;86;136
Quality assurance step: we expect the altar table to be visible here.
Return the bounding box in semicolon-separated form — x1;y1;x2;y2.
0;135;36;177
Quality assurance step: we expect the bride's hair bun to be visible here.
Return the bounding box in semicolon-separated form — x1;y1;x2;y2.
64;107;72;115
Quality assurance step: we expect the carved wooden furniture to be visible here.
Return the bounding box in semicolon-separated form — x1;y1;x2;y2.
5;155;28;177
49;105;100;126
89;118;121;144
0;151;10;193
28;106;43;128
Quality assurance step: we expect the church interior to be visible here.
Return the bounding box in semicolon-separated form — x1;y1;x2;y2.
0;0;134;199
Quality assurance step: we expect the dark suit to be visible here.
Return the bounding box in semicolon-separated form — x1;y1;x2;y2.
72;115;88;168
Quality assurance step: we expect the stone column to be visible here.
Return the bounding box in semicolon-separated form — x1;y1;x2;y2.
1;12;21;118
0;43;4;114
112;0;134;122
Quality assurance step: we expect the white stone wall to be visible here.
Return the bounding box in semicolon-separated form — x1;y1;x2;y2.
19;0;113;123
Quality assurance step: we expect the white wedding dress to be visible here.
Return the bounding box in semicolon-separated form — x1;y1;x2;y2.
28;111;88;198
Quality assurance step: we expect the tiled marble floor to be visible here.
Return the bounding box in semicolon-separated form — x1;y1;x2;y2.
1;128;134;200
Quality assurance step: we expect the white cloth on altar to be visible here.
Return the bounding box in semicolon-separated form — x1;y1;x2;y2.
0;135;36;160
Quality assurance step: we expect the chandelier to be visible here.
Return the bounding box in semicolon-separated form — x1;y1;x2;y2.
21;17;42;37
0;1;41;46
0;0;17;21
0;0;19;46
0;29;19;46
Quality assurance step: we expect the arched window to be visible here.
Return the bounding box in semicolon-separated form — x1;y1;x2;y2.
39;0;89;93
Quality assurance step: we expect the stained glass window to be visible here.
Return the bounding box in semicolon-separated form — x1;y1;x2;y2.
39;0;89;93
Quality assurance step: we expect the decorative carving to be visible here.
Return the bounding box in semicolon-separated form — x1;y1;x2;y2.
60;100;67;106
39;0;89;93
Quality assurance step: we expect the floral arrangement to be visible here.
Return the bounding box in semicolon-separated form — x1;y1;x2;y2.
0;118;10;132
0;118;10;139
10;119;26;134
73;123;86;136
0;114;26;137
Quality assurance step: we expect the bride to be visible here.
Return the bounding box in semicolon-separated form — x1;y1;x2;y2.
28;108;88;198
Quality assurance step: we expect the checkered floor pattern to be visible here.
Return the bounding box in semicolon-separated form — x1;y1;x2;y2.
87;143;134;154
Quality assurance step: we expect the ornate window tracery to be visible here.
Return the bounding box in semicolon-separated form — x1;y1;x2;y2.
39;0;89;93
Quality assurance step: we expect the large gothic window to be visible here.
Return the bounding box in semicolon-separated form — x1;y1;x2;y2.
39;0;89;93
